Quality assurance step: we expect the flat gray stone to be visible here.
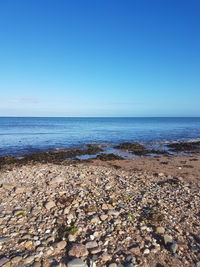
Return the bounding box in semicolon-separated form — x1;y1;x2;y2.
67;258;88;267
170;242;178;253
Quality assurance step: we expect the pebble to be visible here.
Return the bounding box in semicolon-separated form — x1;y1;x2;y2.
68;244;89;257
11;256;22;264
124;263;134;267
164;234;173;245
143;248;150;255
170;242;178;253
15;186;26;194
100;214;108;221
49;176;64;185
101;253;112;262
156;226;165;234
32;262;42;267
0;257;9;266
67;258;88;267
24;240;33;249
90;247;101;254
45;200;56;210
24;255;35;264
85;241;98;249
109;264;118;267
56;240;67;250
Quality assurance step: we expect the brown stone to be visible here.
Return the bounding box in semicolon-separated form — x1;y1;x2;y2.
68;244;89;257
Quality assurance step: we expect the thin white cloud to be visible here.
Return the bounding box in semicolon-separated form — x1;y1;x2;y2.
2;97;40;104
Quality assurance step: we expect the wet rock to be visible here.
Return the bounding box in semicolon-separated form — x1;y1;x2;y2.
96;154;124;161
167;141;200;152
114;142;149;156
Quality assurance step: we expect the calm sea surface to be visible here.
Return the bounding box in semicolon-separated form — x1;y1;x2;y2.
0;117;200;156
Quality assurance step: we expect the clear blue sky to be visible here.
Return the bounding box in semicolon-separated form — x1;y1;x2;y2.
0;0;199;117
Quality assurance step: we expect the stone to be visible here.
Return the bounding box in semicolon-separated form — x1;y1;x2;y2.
24;240;33;249
1;262;11;267
100;214;108;221
170;242;178;253
0;257;9;266
15;186;26;194
11;256;23;264
45;200;56;210
13;210;26;216
85;241;98;249
24;256;35;264
63;206;70;215
164;234;173;245
68;244;88;257
32;263;42;267
49;176;64;185
68;234;77;242
90;216;100;224
56;240;67;250
129;245;140;256
2;183;14;190
67;258;88;267
100;253;112;262
156;226;165;234
107;210;120;216
90;235;95;240
143;248;150;255
90;247;101;254
124;264;134;267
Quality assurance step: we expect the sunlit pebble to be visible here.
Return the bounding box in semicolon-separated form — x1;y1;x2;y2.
90;235;95;240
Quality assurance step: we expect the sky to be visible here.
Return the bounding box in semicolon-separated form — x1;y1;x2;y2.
0;0;199;117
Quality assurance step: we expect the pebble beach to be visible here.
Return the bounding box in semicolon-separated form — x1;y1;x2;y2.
0;151;199;267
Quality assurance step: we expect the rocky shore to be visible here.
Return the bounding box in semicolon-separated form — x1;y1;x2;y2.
0;151;200;267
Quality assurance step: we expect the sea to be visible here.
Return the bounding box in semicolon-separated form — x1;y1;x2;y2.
0;117;200;156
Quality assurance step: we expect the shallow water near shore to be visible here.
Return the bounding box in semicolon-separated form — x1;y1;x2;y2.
0;117;200;156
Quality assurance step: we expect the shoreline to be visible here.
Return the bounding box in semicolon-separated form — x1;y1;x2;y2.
0;140;200;167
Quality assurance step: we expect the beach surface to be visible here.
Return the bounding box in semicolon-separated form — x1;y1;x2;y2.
0;153;199;267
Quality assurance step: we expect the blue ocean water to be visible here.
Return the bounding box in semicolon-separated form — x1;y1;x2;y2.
0;117;200;156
